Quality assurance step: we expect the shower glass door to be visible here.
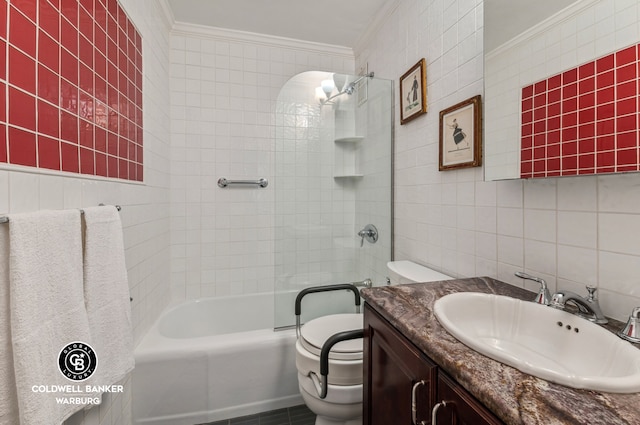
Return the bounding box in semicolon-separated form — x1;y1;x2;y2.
273;71;393;329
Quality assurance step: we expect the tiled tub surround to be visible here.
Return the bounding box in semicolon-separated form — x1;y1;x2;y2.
0;0;143;181
362;278;640;425
520;43;640;179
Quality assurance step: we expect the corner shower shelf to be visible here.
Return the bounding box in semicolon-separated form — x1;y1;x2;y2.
334;174;364;179
334;136;364;144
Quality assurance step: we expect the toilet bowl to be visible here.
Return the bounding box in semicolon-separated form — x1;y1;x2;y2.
295;263;452;425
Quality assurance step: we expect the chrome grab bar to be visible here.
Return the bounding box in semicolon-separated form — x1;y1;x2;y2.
217;177;268;188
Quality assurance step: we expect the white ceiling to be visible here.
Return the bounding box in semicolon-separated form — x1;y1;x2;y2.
167;0;390;48
484;0;576;52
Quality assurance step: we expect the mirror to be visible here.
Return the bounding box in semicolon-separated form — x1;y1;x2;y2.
484;0;640;181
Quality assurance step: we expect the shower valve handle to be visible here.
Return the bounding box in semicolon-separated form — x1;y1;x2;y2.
357;224;378;247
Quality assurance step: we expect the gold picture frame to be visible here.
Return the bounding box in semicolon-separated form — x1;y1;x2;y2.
399;59;427;124
439;95;482;171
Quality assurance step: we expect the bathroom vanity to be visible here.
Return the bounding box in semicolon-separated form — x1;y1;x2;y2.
361;277;640;425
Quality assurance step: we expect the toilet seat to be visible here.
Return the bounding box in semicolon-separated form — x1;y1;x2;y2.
299;314;363;361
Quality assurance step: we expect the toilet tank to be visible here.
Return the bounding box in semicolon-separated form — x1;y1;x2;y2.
387;261;453;285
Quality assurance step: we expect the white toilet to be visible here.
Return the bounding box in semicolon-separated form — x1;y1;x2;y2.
295;261;453;425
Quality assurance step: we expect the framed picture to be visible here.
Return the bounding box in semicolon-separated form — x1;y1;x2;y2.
399;59;427;124
439;95;482;171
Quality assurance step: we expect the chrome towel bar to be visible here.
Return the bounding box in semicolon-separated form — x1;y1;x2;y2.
217;178;268;188
0;205;122;224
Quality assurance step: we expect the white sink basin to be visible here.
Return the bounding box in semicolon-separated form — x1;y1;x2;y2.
433;292;640;393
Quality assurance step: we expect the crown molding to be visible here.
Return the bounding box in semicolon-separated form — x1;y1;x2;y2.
157;0;175;29
485;0;599;60
171;21;354;58
353;0;400;54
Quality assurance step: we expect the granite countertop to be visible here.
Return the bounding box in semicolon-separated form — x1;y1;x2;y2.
361;277;640;425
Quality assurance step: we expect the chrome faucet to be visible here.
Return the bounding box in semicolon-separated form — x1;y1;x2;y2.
514;272;551;305
550;286;608;324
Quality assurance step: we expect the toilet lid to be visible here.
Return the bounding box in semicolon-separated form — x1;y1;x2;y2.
300;313;363;361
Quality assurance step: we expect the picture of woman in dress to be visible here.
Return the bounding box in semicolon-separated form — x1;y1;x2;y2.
448;119;468;149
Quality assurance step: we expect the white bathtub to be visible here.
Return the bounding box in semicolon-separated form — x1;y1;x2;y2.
133;293;301;425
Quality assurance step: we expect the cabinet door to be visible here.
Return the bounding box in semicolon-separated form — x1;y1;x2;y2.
364;305;437;425
433;373;504;425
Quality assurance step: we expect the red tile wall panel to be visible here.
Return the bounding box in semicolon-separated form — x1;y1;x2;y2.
0;0;143;181
521;42;640;179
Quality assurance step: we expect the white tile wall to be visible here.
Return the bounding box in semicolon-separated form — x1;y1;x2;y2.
169;24;354;301
356;0;640;322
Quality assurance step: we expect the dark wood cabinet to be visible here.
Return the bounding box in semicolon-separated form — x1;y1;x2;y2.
364;304;503;425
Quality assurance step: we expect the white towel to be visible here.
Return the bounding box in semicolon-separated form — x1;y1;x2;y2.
82;206;134;387
0;224;19;425
9;210;93;424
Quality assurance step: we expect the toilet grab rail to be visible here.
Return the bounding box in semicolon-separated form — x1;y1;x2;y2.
311;329;364;399
294;283;361;338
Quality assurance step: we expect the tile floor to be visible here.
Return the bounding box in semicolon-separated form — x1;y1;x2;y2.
198;404;315;425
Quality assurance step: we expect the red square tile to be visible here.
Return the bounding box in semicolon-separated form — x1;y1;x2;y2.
521;160;532;177
79;91;93;122
562;112;577;127
61;49;78;85
95;51;106;80
597;103;615;120
0;40;5;81
617;97;637;116
8;126;36;166
616;131;637;149
596;70;614;88
118;46;126;69
95;126;106;151
0;1;6;40
547;116;560;131
61;1;78;27
95;151;106;176
522;97;533;112
79;6;93;42
118;157;127;179
563;68;578;84
9;7;36;58
60;110;78;144
578;107;595;124
562;141;578;156
80;0;94;14
107;61;117;87
616;80;636;100
37;135;61;170
534;80;547;94
79;119;93;147
79;63;93;94
522;85;533;99
95;3;106;31
597;150;615;168
547;143;561;158
597;135;615;151
533;121;546;136
521;136;533;150
617;164;637;173
548;74;561;90
548;101;561;117
563;97;577;113
118;71;127;98
61;17;78;56
562;126;578;142
522;110;533;124
533;146;545;161
11;1;36;24
128;160;135;179
562;155;577;171
134;31;141;53
135;107;142;127
617;63;637;83
548;88;561;104
563;83;577;98
38;65;59;105
546;157;560;173
79;146;94;174
596;54;614;73
107;130;117;155
534;93;546;108
37;100;59;137
107;14;117;44
578;62;595;79
578;77;594;94
8;46;35;92
38;31;59;72
547;130;560;144
617;114;636;133
0;82;5;121
616;45;636;66
597;86;615;104
8;87;35;130
136;144;142;162
79;35;93;68
107;154;117;177
617;148;637;166
95;25;106;54
578;93;595;109
95;100;107;127
107;107;118;133
578;123;595;139
533;107;546;123
38;0;59;40
117;135;127;158
60;141;79;172
0;124;6;163
579;137;595;154
60;79;78;113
